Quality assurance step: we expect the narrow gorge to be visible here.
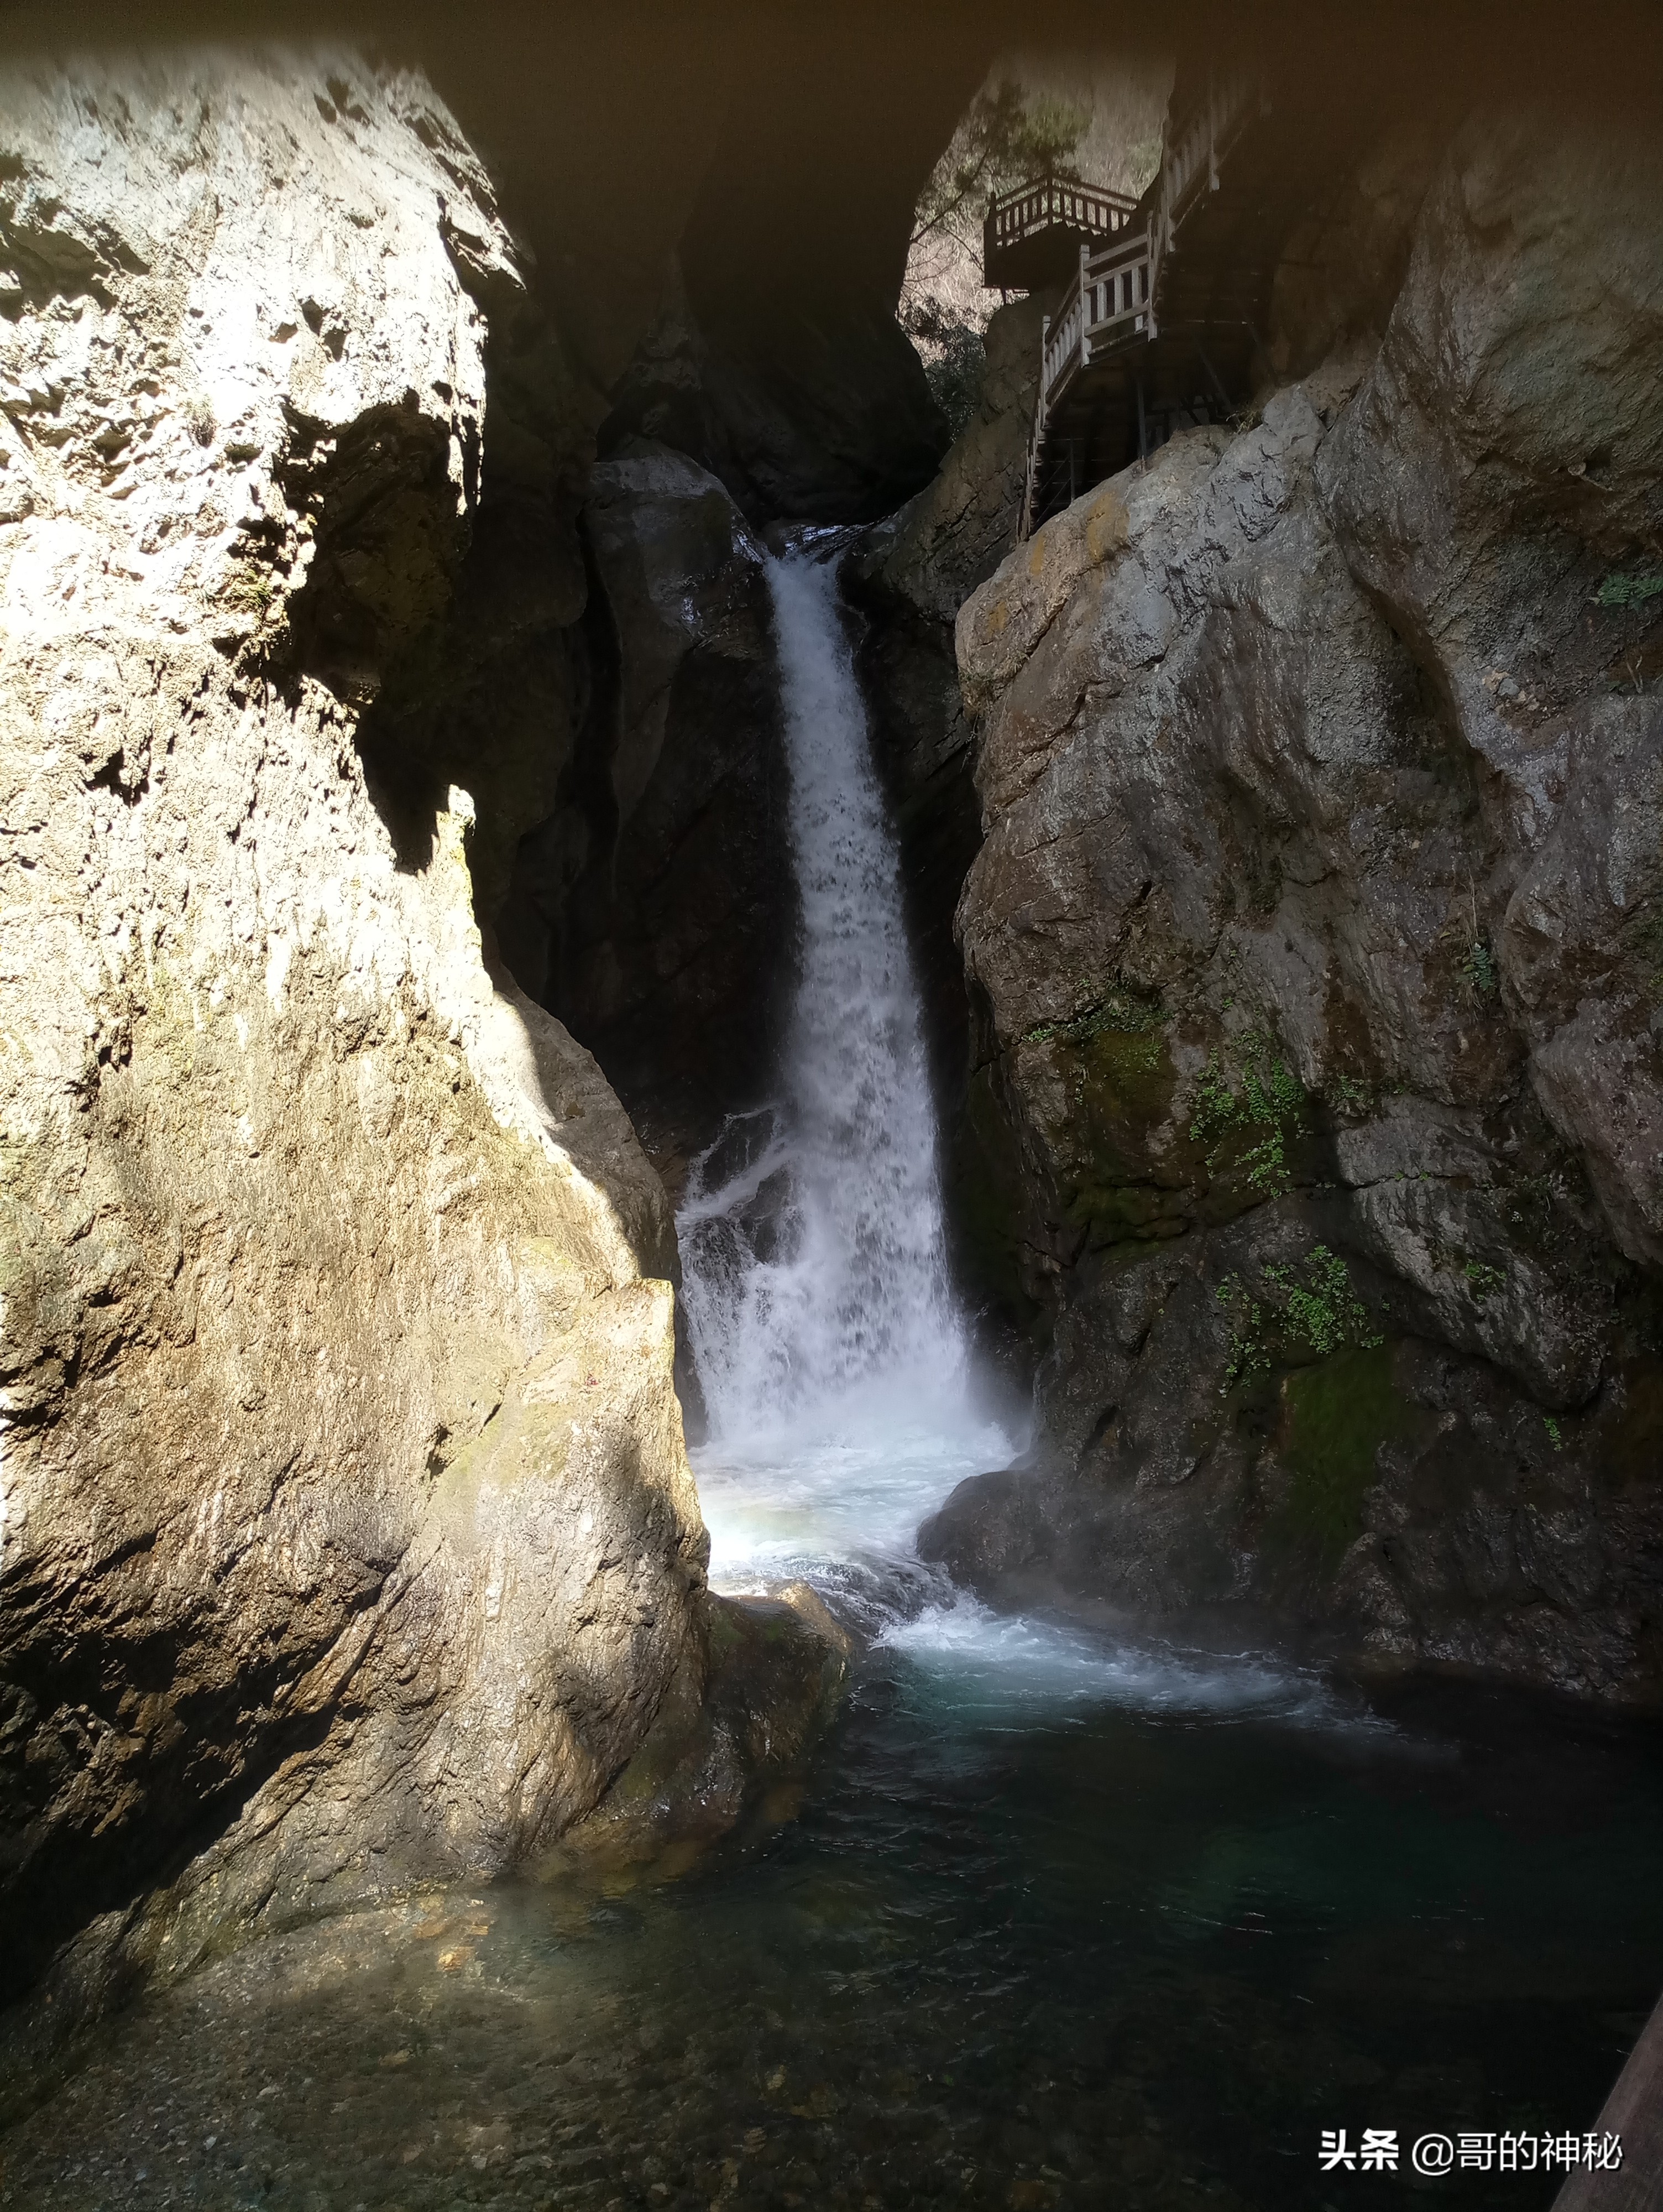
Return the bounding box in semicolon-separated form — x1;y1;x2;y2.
2;6;1662;2208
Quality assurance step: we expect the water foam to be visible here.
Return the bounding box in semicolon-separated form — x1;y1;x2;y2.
880;1595;1373;1730
676;544;1364;1735
678;544;969;1449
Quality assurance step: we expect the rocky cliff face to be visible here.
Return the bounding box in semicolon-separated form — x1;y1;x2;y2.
0;48;803;2039
924;104;1663;1700
497;439;790;1185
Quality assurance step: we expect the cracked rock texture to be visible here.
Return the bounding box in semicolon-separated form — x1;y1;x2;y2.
928;103;1663;1700
0;50;725;2032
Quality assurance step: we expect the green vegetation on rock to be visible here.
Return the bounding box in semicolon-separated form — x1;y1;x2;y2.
1217;1244;1380;1390
1462;939;1500;1000
1594;570;1663;610
1189;1037;1306;1198
1024;989;1164;1047
1279;1342;1416;1561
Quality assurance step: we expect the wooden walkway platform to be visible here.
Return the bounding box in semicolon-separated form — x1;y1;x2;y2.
982;175;1138;293
989;55;1347;536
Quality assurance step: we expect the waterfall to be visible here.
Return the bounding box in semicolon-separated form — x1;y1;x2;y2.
678;544;968;1452
670;545;1334;1725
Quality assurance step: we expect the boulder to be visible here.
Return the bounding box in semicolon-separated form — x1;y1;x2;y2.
0;50;714;2044
557;1587;853;1878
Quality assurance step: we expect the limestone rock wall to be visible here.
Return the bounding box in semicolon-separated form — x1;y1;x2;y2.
0;51;707;2017
928;103;1663;1700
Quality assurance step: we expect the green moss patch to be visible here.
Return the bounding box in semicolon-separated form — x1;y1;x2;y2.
1066;1176;1190;1246
1188;1035;1306;1200
1072;1021;1179;1172
1278;1342;1417;1561
1053;1004;1186;1248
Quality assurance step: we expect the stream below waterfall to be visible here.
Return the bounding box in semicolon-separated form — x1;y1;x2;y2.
8;549;1663;2212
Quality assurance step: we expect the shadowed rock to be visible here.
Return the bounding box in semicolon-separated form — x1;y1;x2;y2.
932;100;1663;1701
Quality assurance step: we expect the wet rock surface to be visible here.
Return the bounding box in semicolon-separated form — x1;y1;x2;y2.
559;1587;853;1876
844;299;1052;1321
933;102;1663;1699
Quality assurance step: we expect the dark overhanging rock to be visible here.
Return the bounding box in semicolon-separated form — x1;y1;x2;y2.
495;438;794;1183
663;15;990;524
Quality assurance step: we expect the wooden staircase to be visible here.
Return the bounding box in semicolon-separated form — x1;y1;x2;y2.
997;54;1351;536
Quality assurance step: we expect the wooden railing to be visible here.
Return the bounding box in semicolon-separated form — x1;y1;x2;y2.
1024;223;1154;529
1018;55;1265;535
1159;57;1260;243
1039;225;1155;408
984;173;1138;270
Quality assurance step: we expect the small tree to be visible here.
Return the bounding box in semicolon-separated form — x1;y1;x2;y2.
902;75;1092;444
911;79;1091;250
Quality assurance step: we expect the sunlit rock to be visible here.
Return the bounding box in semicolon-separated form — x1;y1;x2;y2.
0;50;712;2034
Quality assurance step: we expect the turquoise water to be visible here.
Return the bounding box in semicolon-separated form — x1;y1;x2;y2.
8;1630;1660;2211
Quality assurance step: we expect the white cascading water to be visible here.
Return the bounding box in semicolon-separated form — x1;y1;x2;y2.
681;545;964;1431
675;541;1369;1726
677;539;1011;1622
